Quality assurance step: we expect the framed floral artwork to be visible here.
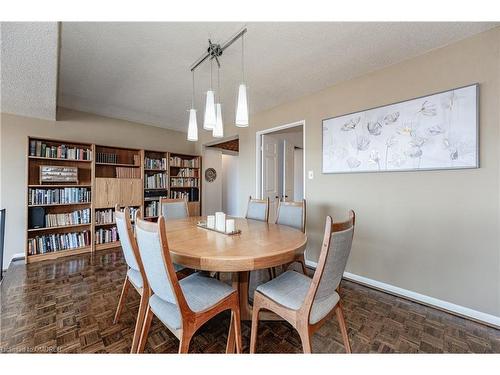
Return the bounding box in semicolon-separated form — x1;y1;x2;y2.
322;84;479;173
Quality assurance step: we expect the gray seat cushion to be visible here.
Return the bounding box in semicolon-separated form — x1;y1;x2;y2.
246;201;267;221
256;270;340;324
127;267;143;289
149;272;235;331
276;204;304;231
161;202;188;220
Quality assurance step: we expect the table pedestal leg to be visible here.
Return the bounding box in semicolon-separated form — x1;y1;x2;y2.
237;271;253;321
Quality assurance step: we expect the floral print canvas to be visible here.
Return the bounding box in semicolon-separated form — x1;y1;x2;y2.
322;84;478;173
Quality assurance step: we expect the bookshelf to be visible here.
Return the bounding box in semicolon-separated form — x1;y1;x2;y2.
143;150;169;220
25;137;202;263
94;145;142;251
169;153;201;216
26;137;94;263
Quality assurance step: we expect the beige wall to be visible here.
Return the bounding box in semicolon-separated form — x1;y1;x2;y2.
0;108;196;267
196;27;500;317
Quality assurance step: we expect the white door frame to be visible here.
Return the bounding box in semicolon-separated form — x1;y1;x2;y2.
255;120;306;199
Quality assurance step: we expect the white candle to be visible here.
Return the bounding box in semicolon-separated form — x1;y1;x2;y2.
207;215;215;229
215;212;226;232
226;219;235;233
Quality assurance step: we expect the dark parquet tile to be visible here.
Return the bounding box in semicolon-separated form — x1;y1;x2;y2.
1;248;499;354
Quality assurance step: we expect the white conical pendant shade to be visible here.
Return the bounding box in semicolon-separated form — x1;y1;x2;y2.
187;108;198;142
213;103;224;138
235;83;248;127
203;90;216;130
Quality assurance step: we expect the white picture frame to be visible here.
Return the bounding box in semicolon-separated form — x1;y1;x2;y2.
322;84;479;174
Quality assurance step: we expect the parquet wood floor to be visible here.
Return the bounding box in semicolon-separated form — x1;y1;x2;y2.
1;248;499;353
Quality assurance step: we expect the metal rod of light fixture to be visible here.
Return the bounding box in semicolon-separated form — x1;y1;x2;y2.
189;26;247;72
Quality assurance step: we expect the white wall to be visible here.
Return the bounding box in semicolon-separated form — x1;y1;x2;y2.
294;148;304;201
201;148;222;216
222;154;240;216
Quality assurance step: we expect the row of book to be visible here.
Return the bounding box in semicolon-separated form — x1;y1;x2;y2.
95;208;115;225
95;227;119;244
28;187;91;205
169;191;190;200
145;173;167;189
170;178;199;188
96;152;118;164
45;208;91;228
145;157;167;170
173;168;199;178
30;140;92;161
28;231;91;255
145;201;159;217
116;167;141;178
169;156;199;168
95;207;139;224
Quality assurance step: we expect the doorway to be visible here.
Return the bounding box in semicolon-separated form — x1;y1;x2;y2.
202;137;240;216
256;121;305;223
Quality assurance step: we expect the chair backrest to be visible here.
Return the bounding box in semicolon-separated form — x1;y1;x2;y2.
275;199;306;232
160;197;189;220
306;211;355;306
115;205;140;271
134;216;187;308
245;196;269;222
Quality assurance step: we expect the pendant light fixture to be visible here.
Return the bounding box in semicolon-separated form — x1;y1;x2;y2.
203;59;216;130
213;65;224;138
189;27;248;139
235;33;249;127
187;70;198;141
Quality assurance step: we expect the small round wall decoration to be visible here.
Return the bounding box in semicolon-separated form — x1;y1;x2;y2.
205;168;217;183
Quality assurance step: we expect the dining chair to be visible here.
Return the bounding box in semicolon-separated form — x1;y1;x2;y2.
134;216;242;354
250;210;355;354
275;199;307;275
159;197;190;272
113;205;148;354
160;197;189;220
245;196;269;222
245;196;273;284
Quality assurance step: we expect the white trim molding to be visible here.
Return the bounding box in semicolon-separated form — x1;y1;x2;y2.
305;259;500;329
255;120;306;199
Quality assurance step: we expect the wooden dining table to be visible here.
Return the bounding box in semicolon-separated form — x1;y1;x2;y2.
164;216;308;321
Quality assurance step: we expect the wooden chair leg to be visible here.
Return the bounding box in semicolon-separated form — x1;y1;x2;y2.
249;298;261;353
298;327;312;354
335;302;351;353
178;330;192;354
130;291;148;353
137;306;153;353
232;307;242;354
226;310;236;354
114;276;130;324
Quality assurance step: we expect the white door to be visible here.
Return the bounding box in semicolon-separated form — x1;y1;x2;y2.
283;140;295;202
261;134;279;222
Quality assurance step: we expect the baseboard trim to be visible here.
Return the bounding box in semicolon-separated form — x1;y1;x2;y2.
305;259;500;329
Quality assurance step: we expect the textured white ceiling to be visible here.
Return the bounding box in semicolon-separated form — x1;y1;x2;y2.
1;22;59;120
56;22;496;132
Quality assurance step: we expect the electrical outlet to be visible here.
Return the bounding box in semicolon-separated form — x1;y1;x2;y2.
308;170;314;180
